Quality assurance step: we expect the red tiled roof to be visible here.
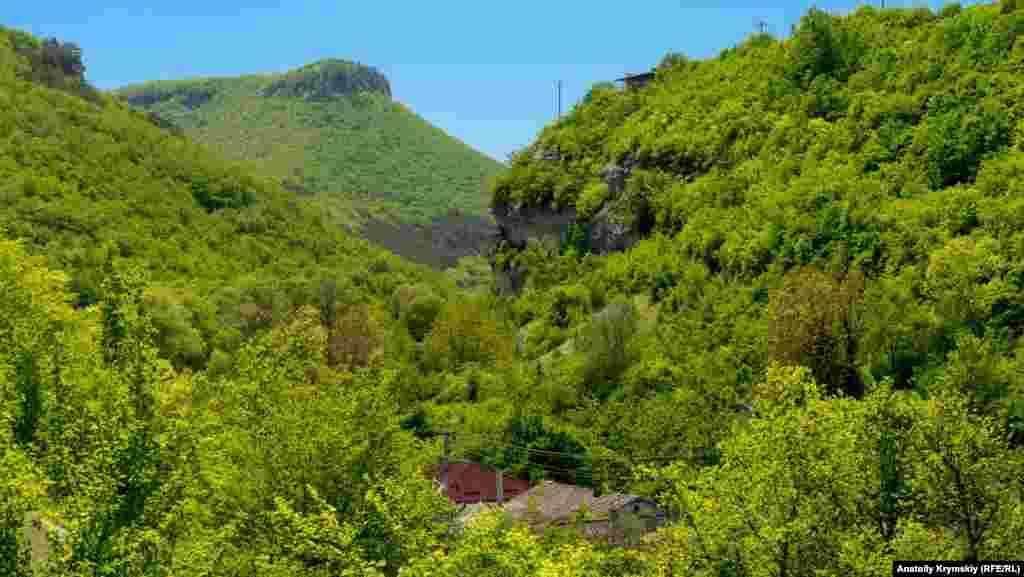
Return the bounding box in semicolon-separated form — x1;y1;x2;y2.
438;461;531;504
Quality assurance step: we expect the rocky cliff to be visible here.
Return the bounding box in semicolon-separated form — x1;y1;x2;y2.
489;149;654;295
261;58;391;100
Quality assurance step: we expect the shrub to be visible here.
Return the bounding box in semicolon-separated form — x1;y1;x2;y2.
328;303;385;370
926;98;1011;189
576;180;609;219
404;294;444;342
768;267;866;398
658;51;690;70
544;284;593;329
787;7;866;84
190;174;257;212
579;300;638;399
425;300;512;371
560;222;591;258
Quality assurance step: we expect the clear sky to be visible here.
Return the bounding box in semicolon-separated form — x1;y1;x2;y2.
5;1;967;163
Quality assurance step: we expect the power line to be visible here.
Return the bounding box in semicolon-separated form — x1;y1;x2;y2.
428;434;695;493
432;429;694;469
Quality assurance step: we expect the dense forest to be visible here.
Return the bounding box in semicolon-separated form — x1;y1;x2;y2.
113;60;505;227
3;2;1024;576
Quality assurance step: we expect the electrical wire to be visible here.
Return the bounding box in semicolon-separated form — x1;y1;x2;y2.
443;431;690;466
423;427;698;497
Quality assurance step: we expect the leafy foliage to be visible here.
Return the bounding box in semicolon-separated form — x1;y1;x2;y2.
6;5;1024;574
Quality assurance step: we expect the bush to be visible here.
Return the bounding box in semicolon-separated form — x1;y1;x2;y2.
560;222;591;258
650;271;677;304
926;98;1011;189
544;284;593;329
424;300;512;371
768;267;866;398
581;82;617;106
787;7;866;84
658;51;690;70
576;180;609;219
190;174;257;212
404;294;444;341
579;300;638;399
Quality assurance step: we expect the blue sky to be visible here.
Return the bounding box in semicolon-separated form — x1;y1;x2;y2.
5;1;965;162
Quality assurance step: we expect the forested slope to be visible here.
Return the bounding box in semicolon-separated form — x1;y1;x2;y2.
0;23;464;576
458;0;1024;569
113;60;505;227
4;2;1024;576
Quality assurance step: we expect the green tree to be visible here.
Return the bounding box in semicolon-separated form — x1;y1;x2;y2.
768;267;866;398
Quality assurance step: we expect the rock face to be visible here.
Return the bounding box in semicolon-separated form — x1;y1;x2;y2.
489;154;652;295
588;191;653;254
122;83;216;109
489;200;575;296
533;147;562;162
262;58;392;101
600;163;629;196
489;169;654;294
491;199;577;250
494;259;529;296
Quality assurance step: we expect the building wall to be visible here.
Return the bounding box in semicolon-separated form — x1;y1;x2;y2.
611;501;665;531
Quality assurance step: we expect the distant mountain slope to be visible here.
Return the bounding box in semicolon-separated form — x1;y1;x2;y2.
113;59;505;226
0;26;447;371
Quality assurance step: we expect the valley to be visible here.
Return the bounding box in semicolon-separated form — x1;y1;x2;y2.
3;2;1024;575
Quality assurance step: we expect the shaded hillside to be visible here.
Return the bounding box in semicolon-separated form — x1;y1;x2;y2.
361;211;498;271
113;60;505;226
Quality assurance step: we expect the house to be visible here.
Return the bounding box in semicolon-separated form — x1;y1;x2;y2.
433;460;532;505
615;70;656;90
592;494;668;545
502;480;668;546
503;480;595;527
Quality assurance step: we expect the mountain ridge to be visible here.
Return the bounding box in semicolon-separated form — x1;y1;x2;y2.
112;60;505;229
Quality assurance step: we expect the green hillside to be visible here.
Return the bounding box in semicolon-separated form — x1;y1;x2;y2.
0;25;456;371
0;23;464;576
5;2;1024;575
114;59;505;226
470;0;1024;567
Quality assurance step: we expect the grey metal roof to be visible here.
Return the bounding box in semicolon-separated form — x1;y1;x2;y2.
503;480;657;523
615;70;656;83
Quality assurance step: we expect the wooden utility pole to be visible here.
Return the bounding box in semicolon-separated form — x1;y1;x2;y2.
496;468;504;504
556;80;563;119
440;431;450;493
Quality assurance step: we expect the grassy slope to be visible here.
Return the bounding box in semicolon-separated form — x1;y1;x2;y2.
0;27;448;370
114;64;506;226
